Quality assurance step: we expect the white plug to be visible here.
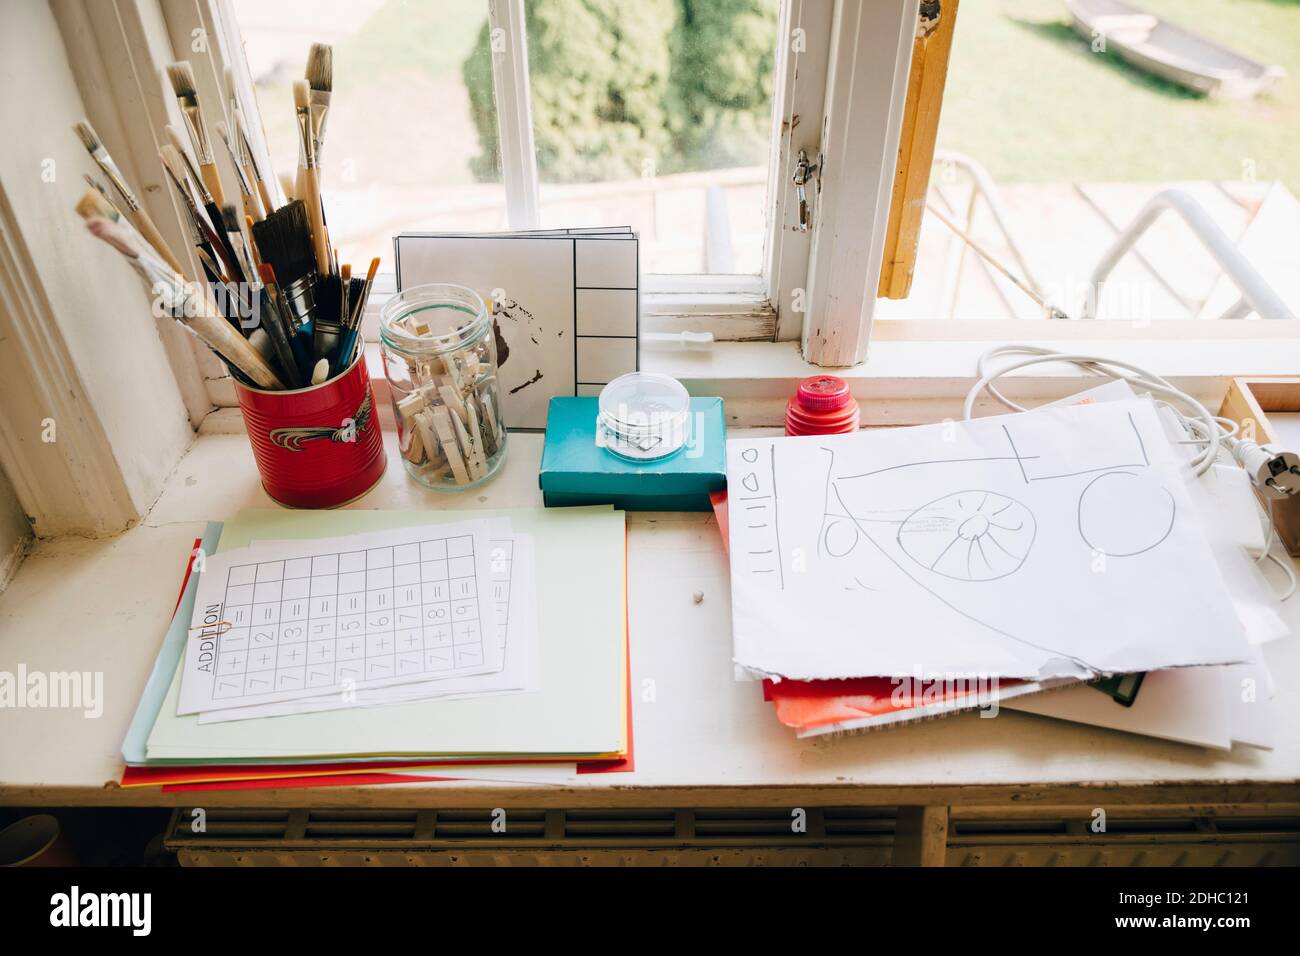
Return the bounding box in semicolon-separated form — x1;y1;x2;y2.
1231;440;1300;499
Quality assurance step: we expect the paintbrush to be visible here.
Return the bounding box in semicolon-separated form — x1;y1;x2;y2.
336;256;380;368
313;271;342;362
80;214;283;389
73;120;186;276
234;106;274;216
164;126;244;282
305;43;333;160
220;203;260;325
82;174;121;214
75;189;172;279
293;78;331;275
215;120;262;223
256;263;307;389
166;61;226;207
159;143;238;282
250;199;320;347
279;171;297;204
340;262;352;337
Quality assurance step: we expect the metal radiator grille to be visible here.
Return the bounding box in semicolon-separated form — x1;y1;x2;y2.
165;806;1300;867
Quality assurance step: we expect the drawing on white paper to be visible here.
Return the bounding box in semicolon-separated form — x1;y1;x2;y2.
897;491;1036;581
726;400;1250;681
819;444;1088;671
1076;470;1176;556
736;444;784;588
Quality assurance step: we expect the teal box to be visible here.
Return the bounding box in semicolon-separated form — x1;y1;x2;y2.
539;396;727;511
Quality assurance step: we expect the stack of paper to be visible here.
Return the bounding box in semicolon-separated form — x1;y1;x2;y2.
123;506;631;789
724;393;1287;747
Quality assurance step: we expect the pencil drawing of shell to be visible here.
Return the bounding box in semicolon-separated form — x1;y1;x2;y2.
897;490;1035;582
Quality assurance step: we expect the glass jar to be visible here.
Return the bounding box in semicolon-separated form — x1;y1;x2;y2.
379;283;507;491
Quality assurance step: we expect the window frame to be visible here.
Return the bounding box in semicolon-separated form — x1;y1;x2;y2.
150;0;1293;405
203;0;839;353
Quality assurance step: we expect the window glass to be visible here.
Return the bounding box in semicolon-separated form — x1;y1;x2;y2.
518;0;781;275
232;0;506;269
879;0;1300;323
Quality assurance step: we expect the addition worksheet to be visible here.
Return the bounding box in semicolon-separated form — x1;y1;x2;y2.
179;520;499;714
194;533;540;723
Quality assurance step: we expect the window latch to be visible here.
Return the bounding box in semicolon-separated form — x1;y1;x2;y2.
792;149;822;232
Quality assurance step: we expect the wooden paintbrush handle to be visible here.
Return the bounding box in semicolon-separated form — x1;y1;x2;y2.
200;162;226;208
304;166;331;275
241;164;265;220
256;177;276;214
128;208;186;278
187;295;283;389
240;170;265;223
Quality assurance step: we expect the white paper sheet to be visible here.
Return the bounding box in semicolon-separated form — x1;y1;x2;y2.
727;399;1251;680
179;519;501;714
196;533;539;723
1005;649;1278;750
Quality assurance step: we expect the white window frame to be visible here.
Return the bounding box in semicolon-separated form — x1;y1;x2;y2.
150;0;1297;400
196;0;846;352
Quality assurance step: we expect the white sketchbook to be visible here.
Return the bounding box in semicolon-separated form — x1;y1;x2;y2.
726;399;1251;681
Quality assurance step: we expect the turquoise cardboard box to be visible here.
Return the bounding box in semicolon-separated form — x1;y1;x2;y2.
539;396;726;511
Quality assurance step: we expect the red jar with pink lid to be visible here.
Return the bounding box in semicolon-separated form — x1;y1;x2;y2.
785;375;860;436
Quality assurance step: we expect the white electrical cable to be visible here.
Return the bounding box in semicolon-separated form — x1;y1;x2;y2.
1256;496;1297;601
963;345;1225;477
965;344;1294;601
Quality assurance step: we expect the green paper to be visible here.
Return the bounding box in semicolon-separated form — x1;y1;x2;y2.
145;507;626;761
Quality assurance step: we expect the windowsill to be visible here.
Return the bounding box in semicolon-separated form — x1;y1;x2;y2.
8;423;1299;805
199;334;1298;433
643;335;1299;426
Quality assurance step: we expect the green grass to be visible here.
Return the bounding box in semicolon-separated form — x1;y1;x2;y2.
936;0;1300;191
336;0;487;83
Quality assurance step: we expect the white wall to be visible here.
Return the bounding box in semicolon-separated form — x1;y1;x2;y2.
0;465;31;591
0;0;193;533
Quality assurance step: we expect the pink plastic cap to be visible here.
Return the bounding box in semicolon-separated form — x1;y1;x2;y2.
795;375;852;412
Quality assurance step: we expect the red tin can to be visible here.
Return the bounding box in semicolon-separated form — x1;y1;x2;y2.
234;348;387;508
785;375;860;436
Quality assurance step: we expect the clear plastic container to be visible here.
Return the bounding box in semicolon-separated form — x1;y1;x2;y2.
597;372;691;461
379;283;507;491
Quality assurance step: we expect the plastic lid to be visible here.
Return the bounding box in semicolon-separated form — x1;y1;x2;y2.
597;372;691;461
795;375;852;412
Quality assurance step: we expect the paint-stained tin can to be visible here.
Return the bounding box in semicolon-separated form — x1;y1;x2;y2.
234;347;386;508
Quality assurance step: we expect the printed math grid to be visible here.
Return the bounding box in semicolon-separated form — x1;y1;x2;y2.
179;525;500;715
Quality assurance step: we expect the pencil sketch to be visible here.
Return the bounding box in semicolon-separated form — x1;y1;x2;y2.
820;445;1088;670
726;400;1252;681
737;444;784;588
803;411;1170;667
897;491;1036;581
1077;469;1176;556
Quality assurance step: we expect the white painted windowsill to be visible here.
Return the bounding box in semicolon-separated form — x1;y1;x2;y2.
4;424;1299;808
220;330;1295;429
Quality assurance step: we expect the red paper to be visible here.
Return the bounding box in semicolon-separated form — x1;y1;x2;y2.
710;490;729;554
161;772;456;792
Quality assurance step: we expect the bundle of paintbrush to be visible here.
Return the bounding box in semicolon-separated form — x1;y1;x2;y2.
72;41;380;392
